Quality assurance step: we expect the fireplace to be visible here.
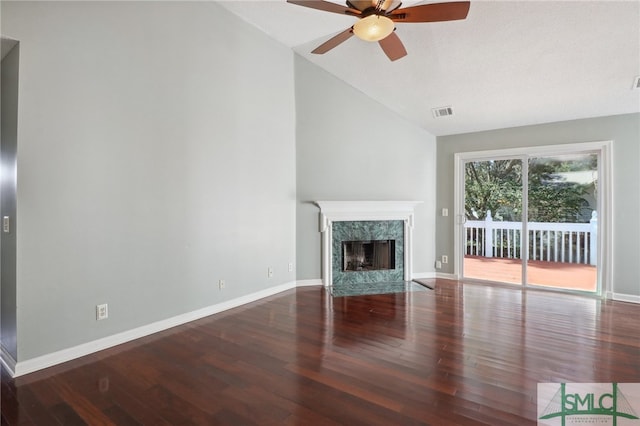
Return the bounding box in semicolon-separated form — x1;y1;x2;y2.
342;239;396;272
315;201;421;287
332;220;403;284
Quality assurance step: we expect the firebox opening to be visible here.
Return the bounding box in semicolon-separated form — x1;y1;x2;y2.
342;240;396;272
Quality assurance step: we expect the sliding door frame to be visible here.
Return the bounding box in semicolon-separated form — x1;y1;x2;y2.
453;141;612;296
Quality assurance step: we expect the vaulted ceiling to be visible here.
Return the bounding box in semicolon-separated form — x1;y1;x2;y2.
221;0;640;136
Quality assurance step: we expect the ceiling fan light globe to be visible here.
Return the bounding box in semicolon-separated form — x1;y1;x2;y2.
353;15;395;42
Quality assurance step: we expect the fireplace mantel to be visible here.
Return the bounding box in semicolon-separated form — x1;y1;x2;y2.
315;201;422;287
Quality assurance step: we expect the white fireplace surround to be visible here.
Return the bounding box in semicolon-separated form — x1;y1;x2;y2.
315;201;422;287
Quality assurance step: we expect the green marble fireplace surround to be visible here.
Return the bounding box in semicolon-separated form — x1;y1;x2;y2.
332;220;404;285
315;201;421;288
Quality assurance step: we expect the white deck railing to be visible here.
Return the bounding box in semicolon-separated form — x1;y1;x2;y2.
464;210;597;265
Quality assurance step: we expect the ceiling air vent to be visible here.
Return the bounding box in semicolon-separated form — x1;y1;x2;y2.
432;106;453;118
634;76;640;90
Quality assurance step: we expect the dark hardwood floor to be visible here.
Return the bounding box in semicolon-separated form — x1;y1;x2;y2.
2;279;639;425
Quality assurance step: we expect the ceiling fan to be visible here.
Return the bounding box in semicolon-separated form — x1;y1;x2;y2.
287;0;470;61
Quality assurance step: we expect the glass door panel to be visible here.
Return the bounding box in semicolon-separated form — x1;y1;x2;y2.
463;159;523;284
527;154;598;292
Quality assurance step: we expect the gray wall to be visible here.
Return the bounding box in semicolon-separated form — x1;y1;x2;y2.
1;42;19;361
295;56;437;281
437;113;640;296
2;2;296;361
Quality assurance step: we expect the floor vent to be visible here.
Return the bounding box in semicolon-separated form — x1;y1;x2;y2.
432;106;453;118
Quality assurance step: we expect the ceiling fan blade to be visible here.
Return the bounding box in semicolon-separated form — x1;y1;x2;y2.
287;0;361;16
390;1;470;23
312;28;355;54
378;31;407;61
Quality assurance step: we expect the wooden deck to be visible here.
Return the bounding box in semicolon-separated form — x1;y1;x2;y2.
464;255;597;292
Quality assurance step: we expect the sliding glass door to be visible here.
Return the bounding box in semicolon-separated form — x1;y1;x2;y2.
526;154;598;292
463;158;523;285
458;147;602;294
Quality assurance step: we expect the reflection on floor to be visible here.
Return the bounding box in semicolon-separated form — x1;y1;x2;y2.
330;281;430;297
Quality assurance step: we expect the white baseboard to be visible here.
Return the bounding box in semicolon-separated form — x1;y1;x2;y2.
435;272;459;280
1;344;17;375
411;272;436;279
412;272;458;280
609;292;640;304
11;281;301;378
296;278;323;287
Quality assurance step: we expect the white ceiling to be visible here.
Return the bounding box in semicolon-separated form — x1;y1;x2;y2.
221;1;640;136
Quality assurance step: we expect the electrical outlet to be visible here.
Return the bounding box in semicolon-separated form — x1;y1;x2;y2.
219;279;225;290
435;260;442;269
442;255;448;264
96;303;108;320
288;263;293;272
268;267;274;278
